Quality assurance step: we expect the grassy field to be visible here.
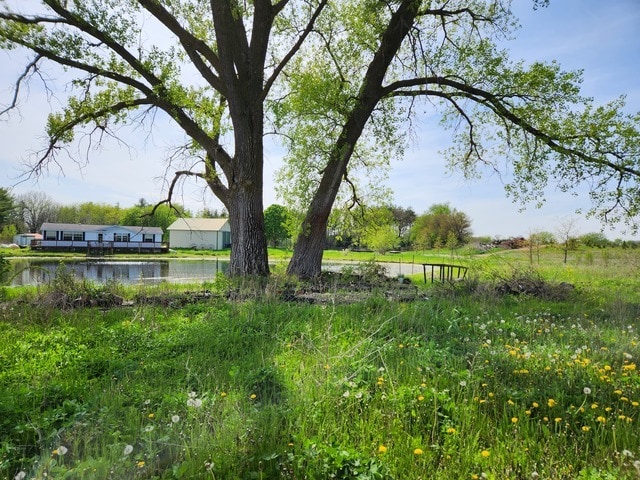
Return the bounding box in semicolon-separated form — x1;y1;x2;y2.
1;246;639;479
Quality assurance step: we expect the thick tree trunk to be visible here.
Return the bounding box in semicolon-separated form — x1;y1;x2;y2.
223;103;270;277
227;188;269;276
286;195;334;279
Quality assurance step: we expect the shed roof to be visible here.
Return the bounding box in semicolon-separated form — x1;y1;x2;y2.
167;218;229;232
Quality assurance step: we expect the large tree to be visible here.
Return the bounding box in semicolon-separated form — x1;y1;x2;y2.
14;191;59;233
277;1;640;277
1;1;639;279
0;0;331;275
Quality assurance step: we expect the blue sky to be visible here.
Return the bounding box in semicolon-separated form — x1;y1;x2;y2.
1;1;639;239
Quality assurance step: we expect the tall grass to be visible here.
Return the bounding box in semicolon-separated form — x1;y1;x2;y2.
0;248;639;479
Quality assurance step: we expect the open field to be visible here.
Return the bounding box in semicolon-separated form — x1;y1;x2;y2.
1;247;639;479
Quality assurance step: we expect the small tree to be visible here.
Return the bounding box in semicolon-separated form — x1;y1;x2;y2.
410;204;472;250
556;217;580;264
0;187;15;230
264;204;290;248
390;205;416;246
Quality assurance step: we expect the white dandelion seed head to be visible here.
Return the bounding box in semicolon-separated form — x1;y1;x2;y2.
14;472;27;480
187;398;203;408
622;449;634;458
171;415;180;423
57;445;68;455
342;390;350;398
144;425;155;432
123;444;134;456
459;380;467;387
583;387;592;395
188;391;198;398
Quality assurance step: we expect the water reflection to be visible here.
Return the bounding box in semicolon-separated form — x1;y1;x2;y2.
7;258;229;286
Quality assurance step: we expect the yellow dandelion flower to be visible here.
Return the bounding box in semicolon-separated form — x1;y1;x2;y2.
525;410;532;416
511;417;518;424
481;450;490;458
591;403;598;409
418;395;425;401
532;402;539;408
614;390;623;395
622;364;636;371
597;416;606;424
148;413;155;419
446;427;456;434
250;394;257;399
414;448;424;455
378;445;388;454
221;392;227;397
554;417;562;423
508;399;515;405
547;399;556;408
472;475;479;480
632;401;639;407
605;407;612;412
582;426;590;432
136;461;145;468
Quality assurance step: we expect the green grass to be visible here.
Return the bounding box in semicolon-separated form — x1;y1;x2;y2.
0;248;639;479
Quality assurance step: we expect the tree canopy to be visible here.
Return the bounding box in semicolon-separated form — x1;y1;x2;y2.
263;204;291;248
410;203;472;249
1;1;638;278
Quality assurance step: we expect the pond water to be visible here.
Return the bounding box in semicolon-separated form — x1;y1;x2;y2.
6;257;417;287
7;258;230;286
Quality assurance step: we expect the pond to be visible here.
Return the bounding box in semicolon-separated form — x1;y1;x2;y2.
7;258;230;286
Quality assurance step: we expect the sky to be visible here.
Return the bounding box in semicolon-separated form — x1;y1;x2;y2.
1;0;639;240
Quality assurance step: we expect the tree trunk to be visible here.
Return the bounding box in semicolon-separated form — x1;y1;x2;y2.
227;188;269;276
223;102;269;277
286;194;334;279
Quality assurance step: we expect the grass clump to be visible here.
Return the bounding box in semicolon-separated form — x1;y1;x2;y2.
0;251;639;479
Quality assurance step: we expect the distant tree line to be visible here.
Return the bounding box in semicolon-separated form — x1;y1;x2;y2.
1;187;637;251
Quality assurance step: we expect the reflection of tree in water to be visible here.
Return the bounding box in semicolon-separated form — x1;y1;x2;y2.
8;259;230;286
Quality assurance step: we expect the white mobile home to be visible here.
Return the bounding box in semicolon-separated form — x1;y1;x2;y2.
36;223;167;253
167;218;231;250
